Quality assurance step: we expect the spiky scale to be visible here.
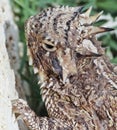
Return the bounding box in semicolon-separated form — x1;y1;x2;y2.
13;6;116;130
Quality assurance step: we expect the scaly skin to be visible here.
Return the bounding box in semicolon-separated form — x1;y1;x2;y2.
12;6;117;130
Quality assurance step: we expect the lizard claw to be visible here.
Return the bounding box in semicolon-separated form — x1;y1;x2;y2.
12;99;40;130
12;99;28;112
11;99;29;119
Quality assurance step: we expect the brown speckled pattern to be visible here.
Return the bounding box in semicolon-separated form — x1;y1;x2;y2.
12;6;117;130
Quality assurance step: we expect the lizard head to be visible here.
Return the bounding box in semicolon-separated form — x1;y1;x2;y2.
25;6;113;83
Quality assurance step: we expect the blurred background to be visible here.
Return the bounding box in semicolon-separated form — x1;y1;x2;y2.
11;0;117;117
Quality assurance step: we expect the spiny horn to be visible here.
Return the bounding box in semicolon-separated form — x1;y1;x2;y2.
90;11;103;23
84;6;92;17
88;26;114;35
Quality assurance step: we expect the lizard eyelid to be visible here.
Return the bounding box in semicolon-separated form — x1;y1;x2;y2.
45;43;54;49
42;42;56;52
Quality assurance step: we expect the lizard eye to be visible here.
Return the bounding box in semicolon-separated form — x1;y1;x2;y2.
42;40;56;52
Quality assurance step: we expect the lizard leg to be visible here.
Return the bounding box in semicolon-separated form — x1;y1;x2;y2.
12;99;73;130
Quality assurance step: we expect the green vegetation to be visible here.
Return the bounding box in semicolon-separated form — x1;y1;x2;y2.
11;0;117;116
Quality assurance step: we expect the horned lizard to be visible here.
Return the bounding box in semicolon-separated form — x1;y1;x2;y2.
12;6;117;130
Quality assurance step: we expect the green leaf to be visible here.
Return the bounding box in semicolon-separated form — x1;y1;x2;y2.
111;57;117;64
109;39;117;51
93;19;108;26
97;0;117;12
